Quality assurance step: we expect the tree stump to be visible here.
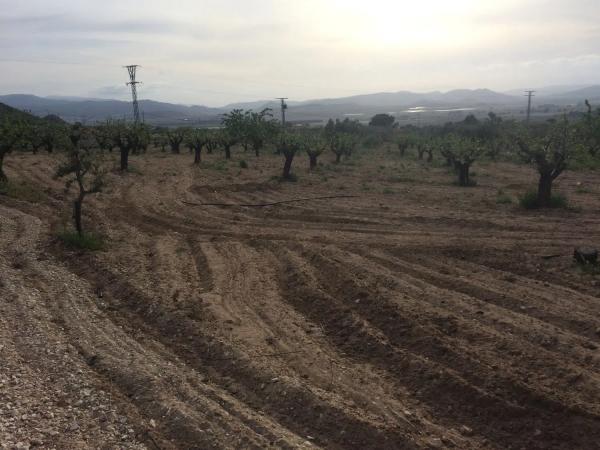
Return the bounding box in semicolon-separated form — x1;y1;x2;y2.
574;247;598;265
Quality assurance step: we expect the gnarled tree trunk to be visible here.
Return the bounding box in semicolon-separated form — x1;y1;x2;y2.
282;154;294;179
120;147;129;171
455;161;471;187
73;197;83;237
0;152;7;183
537;173;553;207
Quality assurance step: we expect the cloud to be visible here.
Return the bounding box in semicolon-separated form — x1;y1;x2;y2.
0;0;598;106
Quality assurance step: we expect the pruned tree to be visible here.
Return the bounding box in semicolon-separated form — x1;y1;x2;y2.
247;108;277;157
205;130;220;154
93;123;115;153
305;134;327;169
515;118;576;207
167;128;186;154
55;123;105;237
40;123;66;154
136;124;151;154
153;132;168;152
219;130;237;160
397;138;409;157
330;133;356;163
186;129;208;164
25;124;45;154
0;118;24;183
278;133;302;180
437;135;484;186
108;120;144;171
221;109;246;159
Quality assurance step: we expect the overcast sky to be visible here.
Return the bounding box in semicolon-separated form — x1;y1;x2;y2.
0;0;598;106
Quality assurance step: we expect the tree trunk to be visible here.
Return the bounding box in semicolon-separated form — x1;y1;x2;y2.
309;154;318;170
537;173;553;207
171;143;180;154
418;149;425;160
255;146;260;157
282;154;294;179
426;150;433;163
399;146;405;157
335;153;341;163
120;148;129;171
225;146;231;160
194;147;201;164
457;162;470;186
0;153;6;183
73;198;83;237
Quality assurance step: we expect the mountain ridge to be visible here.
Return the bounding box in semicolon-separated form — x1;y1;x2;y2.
2;85;598;125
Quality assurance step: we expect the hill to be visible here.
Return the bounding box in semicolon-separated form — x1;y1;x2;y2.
1;86;598;125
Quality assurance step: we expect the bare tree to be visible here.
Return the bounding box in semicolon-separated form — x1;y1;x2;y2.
55;123;105;236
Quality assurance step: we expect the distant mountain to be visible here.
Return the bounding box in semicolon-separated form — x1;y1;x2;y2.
544;85;600;102
1;86;597;125
0;94;223;126
503;85;600;104
0;101;66;125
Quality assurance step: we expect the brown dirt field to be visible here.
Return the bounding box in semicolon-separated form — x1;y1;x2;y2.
1;146;600;449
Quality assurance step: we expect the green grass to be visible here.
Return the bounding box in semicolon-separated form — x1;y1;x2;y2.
208;160;228;171
519;190;568;209
0;180;44;203
496;189;513;204
58;230;105;251
126;165;144;175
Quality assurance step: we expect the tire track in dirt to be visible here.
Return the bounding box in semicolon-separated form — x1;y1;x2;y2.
61;248;418;449
267;241;600;449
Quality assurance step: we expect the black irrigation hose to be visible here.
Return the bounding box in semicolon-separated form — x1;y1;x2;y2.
181;194;358;208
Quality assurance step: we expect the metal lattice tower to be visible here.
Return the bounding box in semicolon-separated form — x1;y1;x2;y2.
525;90;535;123
125;65;142;123
276;97;288;128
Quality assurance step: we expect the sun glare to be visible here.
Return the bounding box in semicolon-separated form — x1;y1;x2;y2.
323;0;505;48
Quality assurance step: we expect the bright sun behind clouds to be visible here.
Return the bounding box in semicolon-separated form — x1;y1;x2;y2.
319;0;521;49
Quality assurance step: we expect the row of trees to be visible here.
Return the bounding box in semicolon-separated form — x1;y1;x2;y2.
394;112;597;207
2;104;600;237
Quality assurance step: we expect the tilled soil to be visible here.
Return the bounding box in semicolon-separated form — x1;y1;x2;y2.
1;149;599;449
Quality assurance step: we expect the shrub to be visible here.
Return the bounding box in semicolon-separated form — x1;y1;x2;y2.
519;190;567;209
58;230;105;251
239;160;248;169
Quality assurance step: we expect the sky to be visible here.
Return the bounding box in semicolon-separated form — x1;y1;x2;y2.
0;0;599;106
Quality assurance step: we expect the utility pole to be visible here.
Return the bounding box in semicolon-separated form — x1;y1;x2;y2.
276;97;288;129
125;65;142;124
525;90;535;123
